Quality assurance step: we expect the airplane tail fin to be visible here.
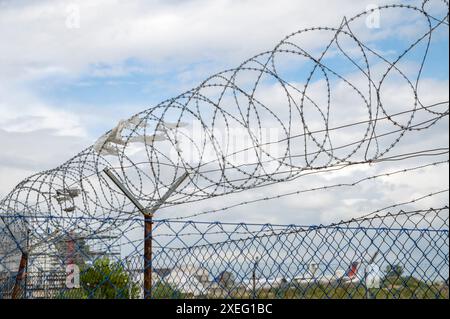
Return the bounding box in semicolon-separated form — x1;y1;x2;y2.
346;262;359;279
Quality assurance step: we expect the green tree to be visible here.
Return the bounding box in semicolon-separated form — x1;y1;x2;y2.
382;264;404;287
152;282;184;299
61;258;139;299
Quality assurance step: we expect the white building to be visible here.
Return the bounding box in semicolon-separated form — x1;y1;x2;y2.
164;266;209;297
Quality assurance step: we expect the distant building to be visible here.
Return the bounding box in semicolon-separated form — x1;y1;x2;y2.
0;219;27;299
164;266;209;297
26;230;121;299
130;265;212;298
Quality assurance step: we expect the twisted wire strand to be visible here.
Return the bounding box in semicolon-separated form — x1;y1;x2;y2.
0;1;448;245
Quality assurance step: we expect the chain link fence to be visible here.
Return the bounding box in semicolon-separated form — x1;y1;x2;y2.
1;206;448;299
0;0;448;301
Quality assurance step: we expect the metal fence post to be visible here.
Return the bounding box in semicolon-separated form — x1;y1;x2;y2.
144;213;153;299
11;252;28;299
252;257;259;299
103;168;189;300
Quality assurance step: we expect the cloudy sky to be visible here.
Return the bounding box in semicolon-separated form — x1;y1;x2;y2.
0;0;448;225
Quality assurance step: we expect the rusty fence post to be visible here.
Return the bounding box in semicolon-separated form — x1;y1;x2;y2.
103;168;189;300
144;214;154;299
11;252;28;299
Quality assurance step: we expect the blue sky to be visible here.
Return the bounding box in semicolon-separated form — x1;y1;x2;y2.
0;0;448;225
16;1;449;130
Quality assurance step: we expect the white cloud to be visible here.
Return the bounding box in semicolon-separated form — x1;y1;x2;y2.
0;83;87;137
0;0;448;226
0;0;405;81
0;128;90;197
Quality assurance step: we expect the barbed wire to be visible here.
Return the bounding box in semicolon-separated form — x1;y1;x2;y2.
0;2;448;231
161;160;449;221
0;1;449;300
